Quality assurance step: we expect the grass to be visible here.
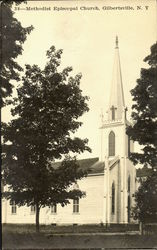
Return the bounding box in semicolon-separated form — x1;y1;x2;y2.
2;223;139;234
2;224;157;249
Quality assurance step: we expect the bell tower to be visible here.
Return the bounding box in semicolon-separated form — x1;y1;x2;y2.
101;37;135;225
100;36;129;160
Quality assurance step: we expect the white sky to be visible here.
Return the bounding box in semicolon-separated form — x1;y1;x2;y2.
2;0;157;160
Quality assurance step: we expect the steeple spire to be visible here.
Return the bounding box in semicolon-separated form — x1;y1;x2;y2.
108;37;125;120
115;35;118;48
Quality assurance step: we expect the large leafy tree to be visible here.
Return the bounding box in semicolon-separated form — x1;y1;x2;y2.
2;46;91;232
127;42;157;226
127;42;157;169
0;1;32;236
0;1;33;107
132;173;157;224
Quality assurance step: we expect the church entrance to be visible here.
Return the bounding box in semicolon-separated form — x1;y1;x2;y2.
127;195;131;223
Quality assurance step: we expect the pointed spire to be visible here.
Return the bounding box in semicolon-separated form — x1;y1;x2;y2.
108;37;125;120
115;35;118;48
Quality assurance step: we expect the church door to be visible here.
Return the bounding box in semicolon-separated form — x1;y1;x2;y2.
127;195;131;223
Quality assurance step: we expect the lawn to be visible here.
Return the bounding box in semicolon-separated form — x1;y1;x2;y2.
2;224;157;249
2;223;139;234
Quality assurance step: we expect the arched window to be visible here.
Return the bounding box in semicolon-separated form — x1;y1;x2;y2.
128;175;131;193
111;182;115;214
128;195;131;223
109;131;115;156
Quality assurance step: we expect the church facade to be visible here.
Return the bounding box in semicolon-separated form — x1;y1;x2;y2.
2;38;139;225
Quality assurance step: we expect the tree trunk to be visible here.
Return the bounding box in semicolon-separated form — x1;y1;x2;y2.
36;203;40;233
139;221;143;235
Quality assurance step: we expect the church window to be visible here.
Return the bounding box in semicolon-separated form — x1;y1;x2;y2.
10;200;17;214
128;195;131;223
111;182;115;214
109;131;115;156
30;205;36;214
73;198;79;213
128;175;131;193
51;204;57;214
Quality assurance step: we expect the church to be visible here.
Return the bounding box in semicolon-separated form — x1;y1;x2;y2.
2;37;141;225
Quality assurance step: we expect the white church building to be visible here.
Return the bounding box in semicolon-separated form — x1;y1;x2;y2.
2;38;142;225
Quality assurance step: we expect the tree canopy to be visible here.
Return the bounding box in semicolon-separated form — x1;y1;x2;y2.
127;42;157;226
2;46;91;232
127;42;157;169
0;1;33;107
132;173;157;223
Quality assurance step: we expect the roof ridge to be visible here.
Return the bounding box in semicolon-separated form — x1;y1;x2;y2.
52;157;104;175
109;156;119;169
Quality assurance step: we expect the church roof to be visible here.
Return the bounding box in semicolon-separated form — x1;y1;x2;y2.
52;157;155;178
52;157;104;175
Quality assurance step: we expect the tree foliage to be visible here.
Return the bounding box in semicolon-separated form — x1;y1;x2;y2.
132;173;157;223
1;1;26;5
2;46;91;232
127;42;157;169
0;1;33;107
127;42;157;225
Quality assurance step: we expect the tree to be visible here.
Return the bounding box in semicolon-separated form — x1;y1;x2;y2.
127;42;157;169
2;46;91;232
127;42;157;227
132;173;157;224
0;1;33;107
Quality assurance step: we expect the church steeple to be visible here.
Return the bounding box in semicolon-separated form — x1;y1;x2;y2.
115;35;118;49
108;36;125;121
100;37;132;162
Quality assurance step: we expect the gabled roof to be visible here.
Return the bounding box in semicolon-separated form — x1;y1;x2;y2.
52;157;155;178
52;157;104;175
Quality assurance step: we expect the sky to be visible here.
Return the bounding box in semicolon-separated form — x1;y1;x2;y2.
2;0;157;160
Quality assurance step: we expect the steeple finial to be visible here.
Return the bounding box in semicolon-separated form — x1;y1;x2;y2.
115;36;118;48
